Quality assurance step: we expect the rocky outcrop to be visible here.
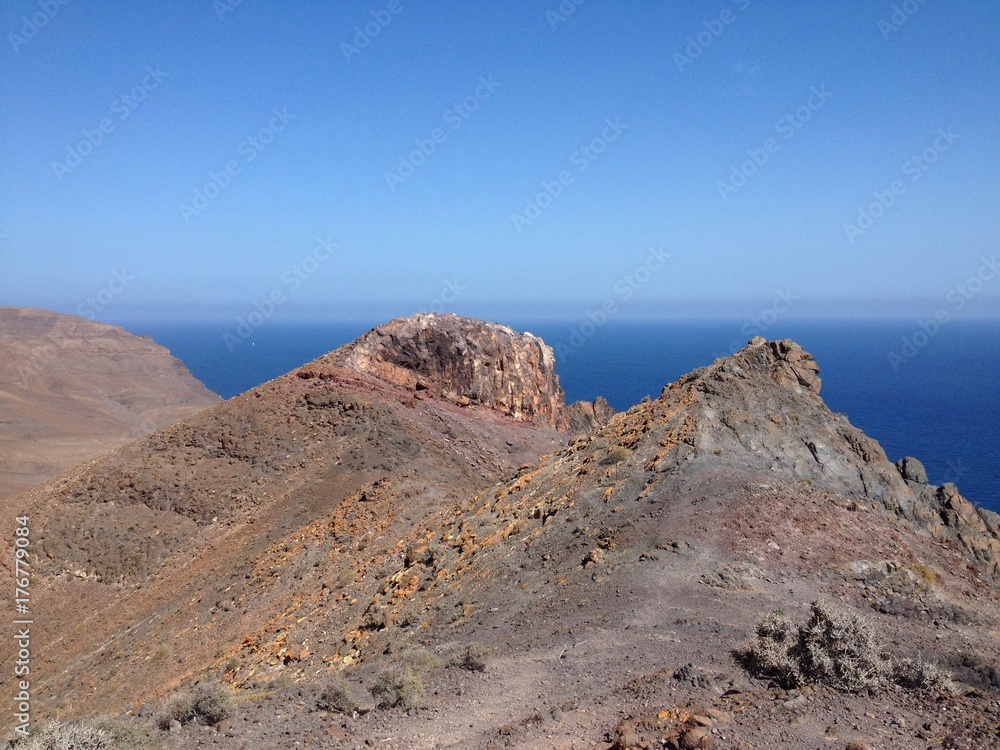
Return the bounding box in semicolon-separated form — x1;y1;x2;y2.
765;338;822;394
636;336;1000;584
558;395;616;435
898;472;1000;582
897;456;929;484
336;314;565;427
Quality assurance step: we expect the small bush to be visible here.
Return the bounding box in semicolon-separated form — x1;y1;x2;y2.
318;674;360;714
797;601;888;692
396;647;443;671
740;601;889;693
909;562;937;586
8;717;149;750
156;679;235;729
892;657;956;694
600;446;632;465
370;666;425;709
449;642;488;672
742;610;802;688
396;604;420;629
156;692;196;729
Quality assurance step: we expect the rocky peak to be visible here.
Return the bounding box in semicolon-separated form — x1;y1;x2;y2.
742;336;822;395
647;337;1000;585
336;313;565;427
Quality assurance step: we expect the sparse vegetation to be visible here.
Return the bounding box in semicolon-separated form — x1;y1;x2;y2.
156;679;236;729
9;717;148;750
600;446;632;465
318;673;360;714
396;603;420;628
892;656;956;693
396;646;443;671
370;666;425;709
362;607;388;631
449;642;489;672
909;562;937;586
740;601;889;692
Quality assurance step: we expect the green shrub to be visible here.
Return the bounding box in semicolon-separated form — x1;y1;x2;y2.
370;666;425;709
318;673;360;714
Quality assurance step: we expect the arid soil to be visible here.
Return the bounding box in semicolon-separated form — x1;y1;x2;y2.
0;307;220;500
2;314;998;749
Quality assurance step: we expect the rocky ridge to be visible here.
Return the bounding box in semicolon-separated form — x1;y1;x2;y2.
3;316;998;749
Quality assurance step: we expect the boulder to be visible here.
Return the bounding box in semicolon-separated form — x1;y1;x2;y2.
896;456;929;484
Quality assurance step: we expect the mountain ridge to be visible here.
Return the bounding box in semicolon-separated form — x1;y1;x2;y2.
3;314;998;748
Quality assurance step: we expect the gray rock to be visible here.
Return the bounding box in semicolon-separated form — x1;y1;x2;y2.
896;456;929;484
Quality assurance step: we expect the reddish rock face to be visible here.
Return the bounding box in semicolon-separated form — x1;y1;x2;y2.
337;313;565;427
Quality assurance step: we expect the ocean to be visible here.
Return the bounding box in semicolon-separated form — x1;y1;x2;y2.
115;318;999;514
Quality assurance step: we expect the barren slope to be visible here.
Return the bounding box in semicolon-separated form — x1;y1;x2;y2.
4;318;999;749
0;308;220;500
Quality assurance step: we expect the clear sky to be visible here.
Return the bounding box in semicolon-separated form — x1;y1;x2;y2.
2;0;998;322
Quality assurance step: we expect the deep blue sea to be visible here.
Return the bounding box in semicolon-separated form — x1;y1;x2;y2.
115;318;999;514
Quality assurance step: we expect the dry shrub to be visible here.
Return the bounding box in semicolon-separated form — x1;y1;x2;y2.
449;642;489;672
8;717;148;750
370;666;425;709
600;446;632;465
156;679;235;729
892;656;957;694
318;673;360;714
741;601;889;693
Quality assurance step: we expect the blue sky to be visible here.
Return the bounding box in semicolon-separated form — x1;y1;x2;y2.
2;0;998;322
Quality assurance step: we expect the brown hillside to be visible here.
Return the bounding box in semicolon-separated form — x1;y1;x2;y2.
3;317;998;749
0;307;220;500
